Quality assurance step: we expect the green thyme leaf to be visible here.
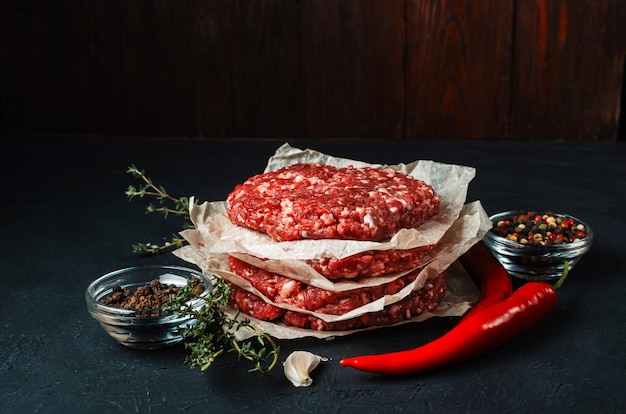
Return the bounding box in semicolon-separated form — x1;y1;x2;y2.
126;166;280;375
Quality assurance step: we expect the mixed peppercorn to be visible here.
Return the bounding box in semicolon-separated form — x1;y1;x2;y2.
490;211;588;245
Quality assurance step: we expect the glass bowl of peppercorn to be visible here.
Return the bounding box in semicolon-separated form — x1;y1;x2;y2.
85;265;211;350
482;211;593;281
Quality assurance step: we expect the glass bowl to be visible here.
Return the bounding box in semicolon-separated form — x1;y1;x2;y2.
483;211;593;281
85;265;211;350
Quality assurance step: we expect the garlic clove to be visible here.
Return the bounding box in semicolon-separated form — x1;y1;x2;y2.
283;350;328;387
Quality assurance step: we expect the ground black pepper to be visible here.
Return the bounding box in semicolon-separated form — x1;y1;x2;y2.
99;277;205;314
490;211;588;245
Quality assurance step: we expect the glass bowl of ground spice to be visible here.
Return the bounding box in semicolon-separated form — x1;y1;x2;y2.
85;265;211;350
483;210;593;281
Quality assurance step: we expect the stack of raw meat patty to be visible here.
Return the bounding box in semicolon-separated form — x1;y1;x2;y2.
225;162;445;331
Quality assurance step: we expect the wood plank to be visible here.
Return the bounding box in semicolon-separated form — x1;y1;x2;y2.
0;0;96;135
298;0;406;139
512;0;625;141
2;0;623;141
405;0;514;139
92;0;197;137
194;0;299;137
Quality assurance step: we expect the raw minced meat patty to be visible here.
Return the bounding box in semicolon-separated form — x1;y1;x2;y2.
228;272;446;331
226;163;441;242
230;287;285;321
305;244;436;279
229;255;422;314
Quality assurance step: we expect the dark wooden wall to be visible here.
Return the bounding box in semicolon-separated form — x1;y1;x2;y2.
1;0;625;141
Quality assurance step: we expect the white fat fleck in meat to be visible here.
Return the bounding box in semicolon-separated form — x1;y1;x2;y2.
308;176;323;185
363;212;374;227
280;198;294;214
320;212;335;225
256;181;270;194
279;279;299;298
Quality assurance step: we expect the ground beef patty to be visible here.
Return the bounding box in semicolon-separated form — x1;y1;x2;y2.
229;255;422;314
305;244;436;279
226;163;441;242
229;272;446;331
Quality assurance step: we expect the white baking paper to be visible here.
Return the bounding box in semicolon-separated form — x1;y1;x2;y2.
225;261;481;341
179;143;476;262
173;143;490;340
175;200;490;322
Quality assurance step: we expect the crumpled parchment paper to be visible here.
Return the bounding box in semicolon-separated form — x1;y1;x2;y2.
173;143;491;340
180;143;477;261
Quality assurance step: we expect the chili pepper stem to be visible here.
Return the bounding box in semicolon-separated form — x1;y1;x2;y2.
552;260;569;290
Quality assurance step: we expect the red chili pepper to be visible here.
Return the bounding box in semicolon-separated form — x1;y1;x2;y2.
458;244;513;319
339;281;559;376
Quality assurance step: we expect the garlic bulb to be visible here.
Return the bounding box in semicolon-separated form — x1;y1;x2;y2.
283;351;328;387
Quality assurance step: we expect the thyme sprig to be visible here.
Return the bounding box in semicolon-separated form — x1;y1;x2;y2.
168;277;280;374
125;165;193;255
131;236;187;255
126;165;280;375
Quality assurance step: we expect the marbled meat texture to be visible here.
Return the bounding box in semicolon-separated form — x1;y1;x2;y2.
226;163;441;242
229;272;446;331
229;255;421;314
306;244;436;279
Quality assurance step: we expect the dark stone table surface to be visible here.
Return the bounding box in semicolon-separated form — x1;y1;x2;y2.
1;138;624;413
